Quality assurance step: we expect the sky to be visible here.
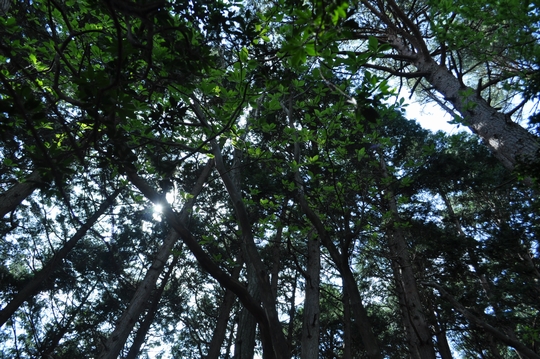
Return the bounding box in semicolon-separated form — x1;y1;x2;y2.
401;93;466;135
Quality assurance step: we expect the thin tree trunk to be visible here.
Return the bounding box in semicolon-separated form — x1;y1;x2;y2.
0;171;42;218
439;190;532;359
430;309;454;359
284;96;382;359
98;160;214;359
209;139;289;358
295;188;382;359
125;253;180;359
301;234;320;359
285;271;298;349
125;165;275;354
189;100;288;358
270;221;284;297
379;157;436;359
234;261;260;359
207;259;242;359
0;189;121;327
39;282;97;357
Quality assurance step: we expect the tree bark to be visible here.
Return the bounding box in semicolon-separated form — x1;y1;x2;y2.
125;164;275;355
125;253;180;359
0;170;42;218
0;189;120;327
342;287;352;359
207;259;242;359
98;160;213;359
356;0;540;170
233;261;260;359
390;34;539;170
296;193;383;359
379;157;436;359
285;96;381;359
211;142;289;359
301;234;320;359
190;100;289;358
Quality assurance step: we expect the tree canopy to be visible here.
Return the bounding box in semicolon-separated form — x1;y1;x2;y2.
0;0;539;358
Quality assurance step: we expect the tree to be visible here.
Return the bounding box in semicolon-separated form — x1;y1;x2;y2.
264;0;540;171
1;0;539;358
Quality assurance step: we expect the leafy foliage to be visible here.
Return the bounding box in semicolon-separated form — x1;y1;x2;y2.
0;0;539;358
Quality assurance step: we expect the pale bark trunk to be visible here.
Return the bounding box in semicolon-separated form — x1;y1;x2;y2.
98;160;213;359
270;223;283;297
300;235;320;359
286;272;298;347
0;171;42;218
385;30;539;171
0;189;120;327
296;193;383;359
379;157;436;359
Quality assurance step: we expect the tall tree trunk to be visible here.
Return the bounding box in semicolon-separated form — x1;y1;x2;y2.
234;261;260;359
209;139;289;359
379;157;436;359
270;221;284;297
428;306;454;359
98;160;214;359
301;234;320;359
296;191;382;359
342;287;352;359
189;99;288;358
206;259;242;359
0;171;42;218
0;189;121;327
125;253;180;359
357;0;540;170
285;97;382;359
389;33;539;170
125;160;275;355
286;271;298;348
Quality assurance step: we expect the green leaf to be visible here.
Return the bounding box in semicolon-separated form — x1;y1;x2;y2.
305;42;317;56
368;36;378;52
